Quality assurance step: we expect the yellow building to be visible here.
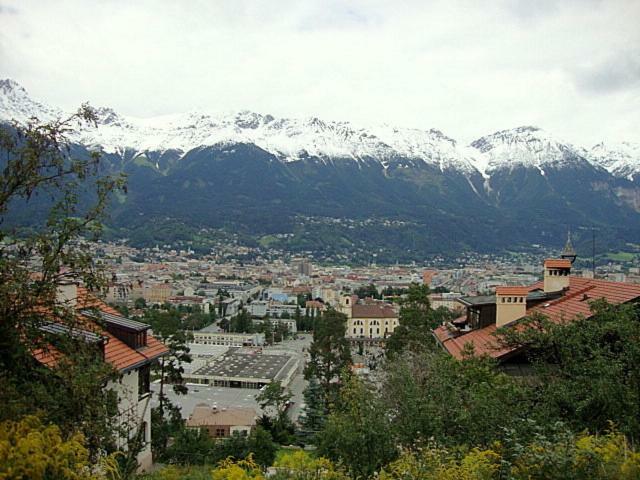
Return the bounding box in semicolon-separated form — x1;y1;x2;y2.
341;296;399;339
144;282;173;304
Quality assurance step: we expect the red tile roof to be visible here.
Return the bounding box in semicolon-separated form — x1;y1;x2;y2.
32;345;64;368
33;287;169;372
544;259;572;268
434;276;640;361
495;286;529;296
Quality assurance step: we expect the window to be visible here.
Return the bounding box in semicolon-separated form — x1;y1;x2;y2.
215;428;226;437
138;364;151;399
353;328;356;334
140;421;148;445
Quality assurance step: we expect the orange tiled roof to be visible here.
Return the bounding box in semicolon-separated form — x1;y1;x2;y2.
544;259;572;268
435;276;640;361
495;286;529;296
33;287;169;372
32;345;64;367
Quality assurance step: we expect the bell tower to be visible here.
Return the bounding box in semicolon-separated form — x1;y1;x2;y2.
560;230;577;264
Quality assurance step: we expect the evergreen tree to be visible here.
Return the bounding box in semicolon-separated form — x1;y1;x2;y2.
385;283;442;357
230;309;252;333
294;306;302;331
304;308;351;406
298;376;327;445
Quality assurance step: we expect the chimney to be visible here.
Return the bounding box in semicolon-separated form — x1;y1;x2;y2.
56;281;78;308
543;259;571;293
495;286;528;328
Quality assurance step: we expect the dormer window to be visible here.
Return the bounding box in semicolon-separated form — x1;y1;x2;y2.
82;310;149;350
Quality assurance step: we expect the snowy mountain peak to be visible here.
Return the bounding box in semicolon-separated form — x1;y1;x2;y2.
469;125;587;176
587;141;640;181
1;80;638;180
0;78;61;123
0;78;27;96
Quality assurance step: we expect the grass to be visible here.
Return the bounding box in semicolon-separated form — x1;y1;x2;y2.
602;251;637;262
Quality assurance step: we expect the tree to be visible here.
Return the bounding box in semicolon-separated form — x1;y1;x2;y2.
156;331;191;402
380;349;531;449
385;283;441;357
298;376;327;445
294;306;302;331
230;310;252;333
256;381;294;444
0;107;125;458
257;381;292;420
150;400;183;461
273;322;290;343
304;309;351;406
498;301;640;441
317;375;397;479
134;297;146;309
354;283;379;300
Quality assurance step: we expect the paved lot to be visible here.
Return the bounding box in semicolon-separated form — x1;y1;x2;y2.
151;382;262;419
156;334;313;422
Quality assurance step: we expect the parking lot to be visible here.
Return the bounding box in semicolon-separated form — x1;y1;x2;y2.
156;334;312;421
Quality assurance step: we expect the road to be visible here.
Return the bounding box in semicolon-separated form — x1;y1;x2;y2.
263;333;312;422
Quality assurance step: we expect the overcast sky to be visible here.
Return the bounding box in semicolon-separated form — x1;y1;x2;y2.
1;0;638;145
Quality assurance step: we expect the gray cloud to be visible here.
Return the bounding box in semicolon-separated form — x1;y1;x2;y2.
573;52;640;94
0;4;18;15
0;0;637;145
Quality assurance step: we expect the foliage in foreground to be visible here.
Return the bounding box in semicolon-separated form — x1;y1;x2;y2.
379;429;640;480
0;108;126;458
0;415;121;480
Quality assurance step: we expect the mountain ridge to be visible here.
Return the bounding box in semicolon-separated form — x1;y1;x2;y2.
1;78;637;180
2;78;640;261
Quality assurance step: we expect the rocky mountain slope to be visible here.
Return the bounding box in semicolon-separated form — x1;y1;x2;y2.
1;78;639;260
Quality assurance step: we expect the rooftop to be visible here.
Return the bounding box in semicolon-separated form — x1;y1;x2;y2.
544;258;572;268
352;303;397;319
186;405;257;428
495;286;529;296
434;276;640;361
192;348;291;381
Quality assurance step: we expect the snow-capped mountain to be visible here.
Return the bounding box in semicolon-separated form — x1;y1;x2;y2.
469;126;594;177
1;78;637;180
0;79;61;124
2;78;640;259
587;141;640;181
0;79;478;173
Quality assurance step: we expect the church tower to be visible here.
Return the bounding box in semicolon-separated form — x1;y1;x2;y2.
560;230;577;264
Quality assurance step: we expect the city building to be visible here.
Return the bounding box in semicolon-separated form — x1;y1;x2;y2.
433;258;640;367
291;258;313;277
340;295;400;340
184;348;299;388
191;331;265;347
34;283;169;471
186;405;257;438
